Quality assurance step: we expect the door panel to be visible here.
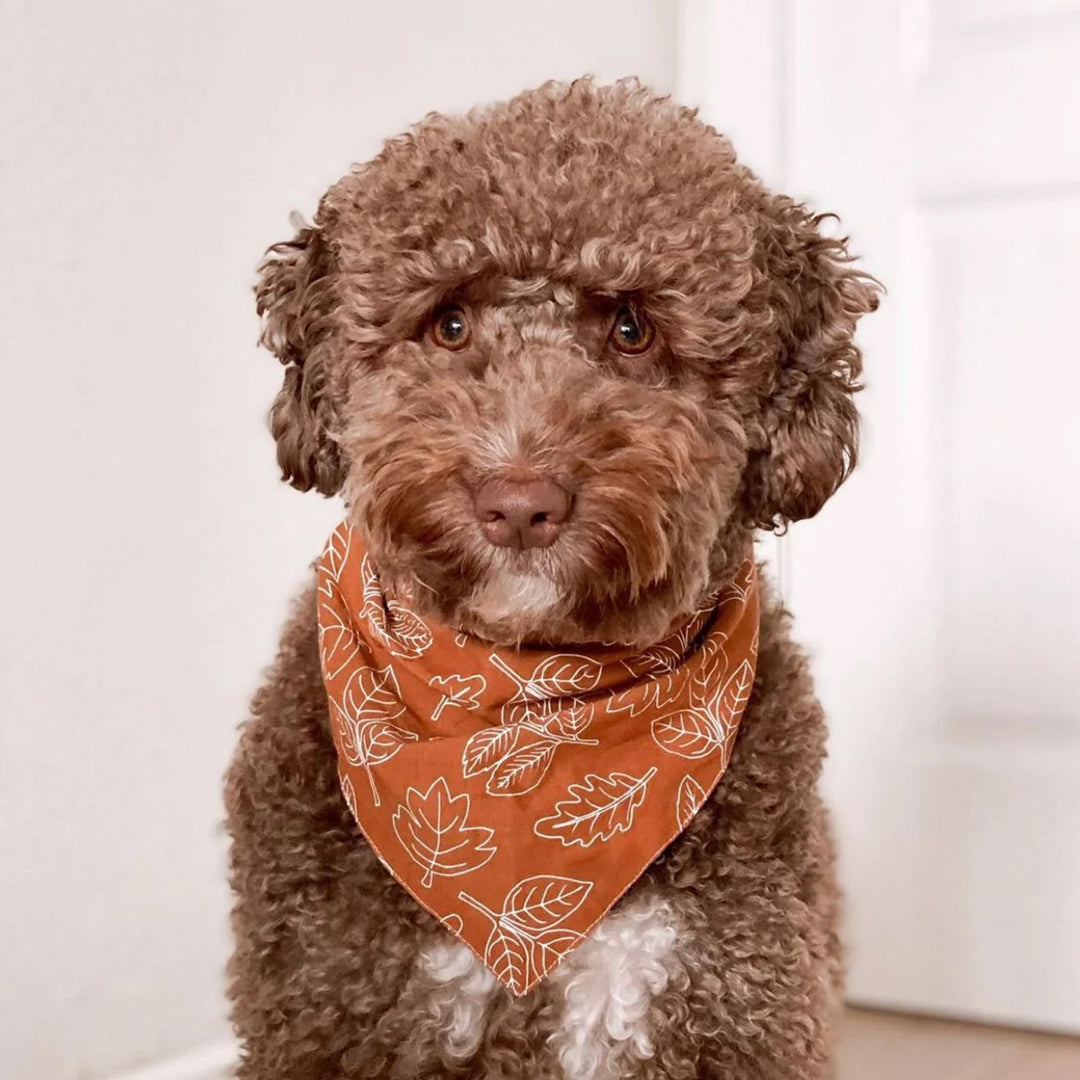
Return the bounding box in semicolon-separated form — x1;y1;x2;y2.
689;0;1080;1030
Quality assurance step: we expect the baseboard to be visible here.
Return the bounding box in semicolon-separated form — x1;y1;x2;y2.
106;1040;236;1080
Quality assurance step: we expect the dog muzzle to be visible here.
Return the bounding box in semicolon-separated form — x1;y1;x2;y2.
316;521;760;995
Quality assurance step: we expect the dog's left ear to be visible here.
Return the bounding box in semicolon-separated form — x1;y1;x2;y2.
741;200;881;530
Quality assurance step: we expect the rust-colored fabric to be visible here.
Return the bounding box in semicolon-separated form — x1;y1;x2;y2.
315;522;760;995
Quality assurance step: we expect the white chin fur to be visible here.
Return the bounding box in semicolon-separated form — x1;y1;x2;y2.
471;570;559;625
548;893;686;1080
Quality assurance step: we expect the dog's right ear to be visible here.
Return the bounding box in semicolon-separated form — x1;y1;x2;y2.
255;219;344;495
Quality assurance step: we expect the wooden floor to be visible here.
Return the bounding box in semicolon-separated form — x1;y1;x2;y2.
838;1008;1080;1080
204;1008;1080;1078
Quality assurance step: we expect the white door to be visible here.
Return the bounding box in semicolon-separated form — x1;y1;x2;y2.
681;0;1080;1032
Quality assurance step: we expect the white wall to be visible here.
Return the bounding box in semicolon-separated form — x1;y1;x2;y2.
0;3;675;1077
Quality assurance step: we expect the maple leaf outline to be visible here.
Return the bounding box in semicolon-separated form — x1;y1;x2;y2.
392;777;497;888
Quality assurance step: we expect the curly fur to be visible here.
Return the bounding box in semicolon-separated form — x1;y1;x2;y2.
227;78;878;1079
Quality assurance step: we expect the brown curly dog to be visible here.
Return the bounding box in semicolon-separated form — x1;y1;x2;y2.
225;78;879;1080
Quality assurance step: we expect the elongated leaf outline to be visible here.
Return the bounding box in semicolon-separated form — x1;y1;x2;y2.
625;642;682;676
675;774;705;830
462;725;521;778
391;777;497;888
464;697;596;798
712;659;754;729
429;673;487;722
318;601;361;681
333;665;415;806
541;699;593;738
531;925;586;976
689;647;728;710
606;673;679;717
484;920;531;991
333;702;418;806
459;874;593;993
359;554;434;658
317;527;360;679
651;708;721;759
339;771;358;820
533;767;658;847
485;740;557;797
654;657;755;761
696;585;723;614
339;663;405;724
385;600;433;657
728;558;755;604
501;696;558;727
499;874;592;932
622;612;705;678
318;524;352;595
490;653;603;724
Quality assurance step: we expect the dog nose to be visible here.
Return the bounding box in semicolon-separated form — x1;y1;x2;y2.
474;477;571;549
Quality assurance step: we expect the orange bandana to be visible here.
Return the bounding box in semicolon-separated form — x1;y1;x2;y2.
316;522;760;995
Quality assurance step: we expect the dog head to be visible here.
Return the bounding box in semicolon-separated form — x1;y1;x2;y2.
257;80;879;646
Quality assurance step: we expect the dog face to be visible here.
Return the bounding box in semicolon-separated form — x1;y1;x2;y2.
257;80;878;646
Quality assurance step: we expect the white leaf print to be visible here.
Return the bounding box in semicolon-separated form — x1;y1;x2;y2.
318;524;352;594
483;920;532;993
675;775;705;830
500;696;558;728
339;771;358;819
391;777;497;888
485;739;557;797
533;767;658;848
359;554;434;659
712;659;754;729
689;647;728;710
429;673;487;722
317;600;361;681
490;652;604;705
333;703;418;806
317;526;364;678
623;643;681;676
465;699;595;798
650;708;722;760
606;674;679;717
462;725;520;778
357;720;415;766
541;699;594;739
339;664;405;724
728;558;754;604
498;875;592;932
654;655;753;761
531;925;585;965
385;600;433;657
333;665;414;806
443;912;463;934
360;550;382;609
460;874;593;993
696;586;722;614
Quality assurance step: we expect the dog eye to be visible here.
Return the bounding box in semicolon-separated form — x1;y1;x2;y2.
431;305;471;350
609;305;655;355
